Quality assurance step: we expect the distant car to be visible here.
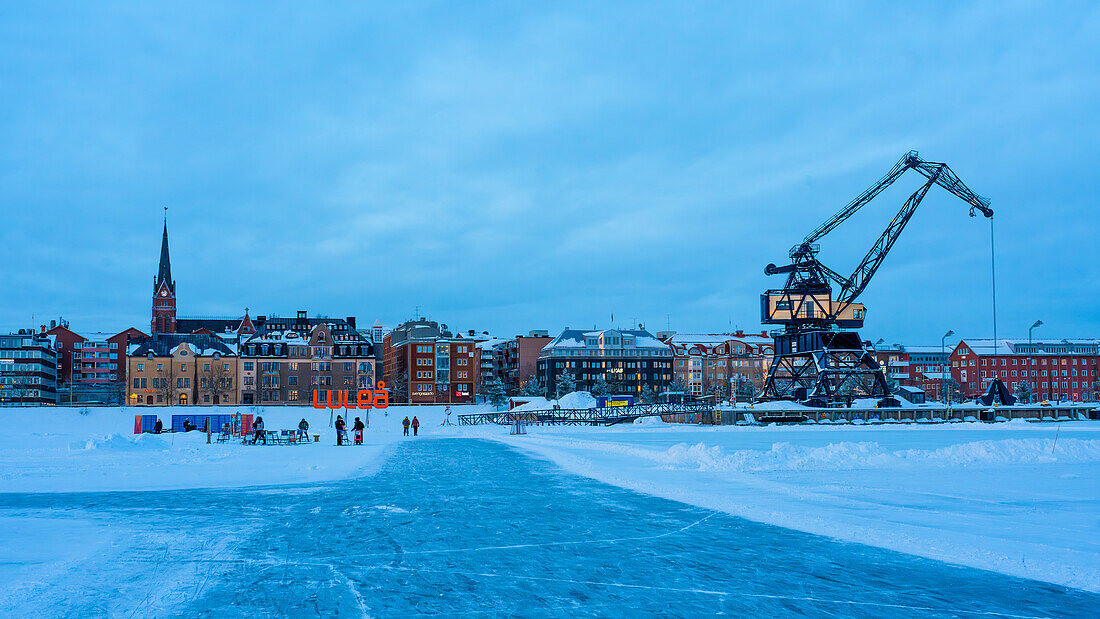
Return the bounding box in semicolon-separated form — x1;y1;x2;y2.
1039;400;1052;407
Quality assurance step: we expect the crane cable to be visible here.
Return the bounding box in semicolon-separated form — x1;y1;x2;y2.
990;217;998;346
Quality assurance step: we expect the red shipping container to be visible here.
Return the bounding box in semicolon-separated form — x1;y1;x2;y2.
134;415;142;435
240;414;253;436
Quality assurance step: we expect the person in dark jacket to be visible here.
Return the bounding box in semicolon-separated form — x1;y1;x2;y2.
402;416;410;436
254;416;265;445
182;418;194;432
335;415;347;446
411;416;420;436
352;417;365;445
297;418;309;442
154;418;163;434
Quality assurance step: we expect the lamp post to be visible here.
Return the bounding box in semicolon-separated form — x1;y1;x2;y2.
1029;320;1043;401
941;329;955;412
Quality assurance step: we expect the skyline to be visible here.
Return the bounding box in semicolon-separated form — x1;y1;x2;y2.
3;3;1099;343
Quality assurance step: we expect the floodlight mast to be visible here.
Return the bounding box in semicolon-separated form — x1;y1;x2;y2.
759;151;992;406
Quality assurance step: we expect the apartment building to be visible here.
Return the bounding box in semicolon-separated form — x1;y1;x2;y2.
493;330;553;394
950;338;1100;402
0;330;58;406
126;334;240;406
536;327;673;397
383;319;481;404
239;319;375;405
660;331;773;399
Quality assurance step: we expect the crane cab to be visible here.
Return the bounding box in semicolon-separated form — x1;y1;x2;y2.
760;291;866;328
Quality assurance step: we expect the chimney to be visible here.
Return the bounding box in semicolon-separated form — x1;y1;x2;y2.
346;316;356;329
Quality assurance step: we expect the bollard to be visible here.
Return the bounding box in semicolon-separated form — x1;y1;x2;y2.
206;417;212;444
313;434;320;443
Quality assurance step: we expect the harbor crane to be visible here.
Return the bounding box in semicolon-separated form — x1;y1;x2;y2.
759;151;992;407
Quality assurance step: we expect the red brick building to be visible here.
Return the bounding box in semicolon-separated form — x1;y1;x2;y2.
660;331;773;399
383;319;482;404
493;330;553;394
950;338;1100;402
46;322;147;403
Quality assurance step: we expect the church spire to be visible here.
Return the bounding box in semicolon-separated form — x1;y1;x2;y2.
155;213;175;294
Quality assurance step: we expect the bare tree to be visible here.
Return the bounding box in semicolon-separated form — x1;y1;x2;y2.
155;361;177;405
200;358;234;405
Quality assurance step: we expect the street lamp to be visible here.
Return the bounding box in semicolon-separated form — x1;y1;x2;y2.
941;329;955;410
1029;320;1042;403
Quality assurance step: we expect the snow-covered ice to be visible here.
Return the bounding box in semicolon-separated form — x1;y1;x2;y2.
464;419;1100;593
1;402;1098;612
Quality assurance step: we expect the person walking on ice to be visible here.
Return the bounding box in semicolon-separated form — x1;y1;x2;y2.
335;415;347;446
353;416;365;445
297;418;309;442
412;415;420;436
254;416;265;445
402;416;410;436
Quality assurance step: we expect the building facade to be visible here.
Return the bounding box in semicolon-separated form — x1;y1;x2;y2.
382;319;482;404
950;338;1100;402
0;330;59;406
239;316;376;405
493;330;553;394
127;334;240;406
536;328;673;397
661;331;773;399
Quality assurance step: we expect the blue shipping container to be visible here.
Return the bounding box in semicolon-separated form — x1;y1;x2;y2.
172;414;234;433
141;414;159;433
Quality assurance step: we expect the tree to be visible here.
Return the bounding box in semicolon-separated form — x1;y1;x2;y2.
1092;379;1100;403
390;370;408;403
200;358;234;405
942;378;963;404
1014;380;1033;404
520;377;546;397
485;375;508;410
155;360;177;405
590;376;611;396
640;384;657;404
555;372;576;398
669;377;688;394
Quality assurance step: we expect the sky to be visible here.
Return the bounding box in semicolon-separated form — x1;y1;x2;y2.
1;2;1098;345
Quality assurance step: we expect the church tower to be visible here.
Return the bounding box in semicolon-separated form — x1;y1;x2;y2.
151;219;177;334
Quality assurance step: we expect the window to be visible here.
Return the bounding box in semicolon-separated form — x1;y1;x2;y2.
204;364;211;371
137;363;144;371
181;363;187;371
244;361;253;371
157;363;163;371
133;378;140;388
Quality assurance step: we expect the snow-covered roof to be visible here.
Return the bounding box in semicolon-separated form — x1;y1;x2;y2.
542;328;670;353
664;332;772;356
956;338;1100;356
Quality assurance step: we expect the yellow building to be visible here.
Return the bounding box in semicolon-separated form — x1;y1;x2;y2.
126;334;239;406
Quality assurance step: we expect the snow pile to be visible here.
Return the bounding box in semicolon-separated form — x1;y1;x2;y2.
69;433;171;453
647;438;1100;472
510;391;597;411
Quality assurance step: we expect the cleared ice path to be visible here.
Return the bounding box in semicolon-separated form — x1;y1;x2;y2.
1;438;1097;616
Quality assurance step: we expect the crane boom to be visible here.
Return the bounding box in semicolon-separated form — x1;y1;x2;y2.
758;150;993;407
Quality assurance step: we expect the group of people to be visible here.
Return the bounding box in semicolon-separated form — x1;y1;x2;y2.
245;413;421;446
334;415;367;445
249;416;311;445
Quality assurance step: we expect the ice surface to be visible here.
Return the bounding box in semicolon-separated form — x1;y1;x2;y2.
470;422;1100;592
1;440;1096;616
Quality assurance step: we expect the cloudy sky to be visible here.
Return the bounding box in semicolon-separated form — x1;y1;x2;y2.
2;2;1098;344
